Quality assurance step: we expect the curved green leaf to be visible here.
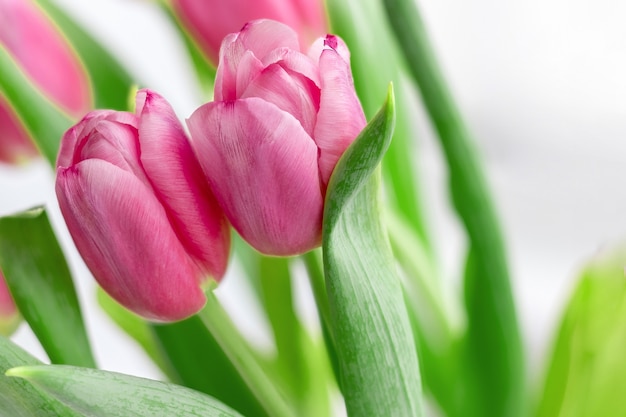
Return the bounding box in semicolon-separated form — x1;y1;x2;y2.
6;365;244;417
322;86;424;416
0;207;95;368
0;335;79;417
0;47;72;165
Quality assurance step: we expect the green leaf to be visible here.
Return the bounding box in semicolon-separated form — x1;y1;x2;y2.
0;207;95;368
381;0;525;415
0;335;79;417
536;246;626;417
35;0;134;110
0;47;73;165
6;365;245;417
326;0;430;248
322;85;424;416
151;315;268;417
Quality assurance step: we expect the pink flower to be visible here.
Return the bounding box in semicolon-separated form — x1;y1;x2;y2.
0;270;19;336
187;20;365;256
56;89;230;321
0;0;91;164
170;0;327;64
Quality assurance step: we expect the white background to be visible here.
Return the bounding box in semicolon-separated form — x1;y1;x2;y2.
2;0;626;408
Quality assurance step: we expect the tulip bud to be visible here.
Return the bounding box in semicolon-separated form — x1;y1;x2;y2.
0;270;20;336
0;0;91;163
188;19;366;256
56;89;230;322
170;0;327;64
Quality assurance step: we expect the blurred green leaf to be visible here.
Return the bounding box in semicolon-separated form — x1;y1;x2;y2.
151;314;268;417
0;335;79;417
0;207;95;368
326;0;430;246
536;246;626;417
35;0;134;110
381;0;524;415
323;85;424;416
0;47;72;165
96;288;173;379
7;365;245;417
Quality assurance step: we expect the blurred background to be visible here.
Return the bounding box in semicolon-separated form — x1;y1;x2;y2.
2;0;625;394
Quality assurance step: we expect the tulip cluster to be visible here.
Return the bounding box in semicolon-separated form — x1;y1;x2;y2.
0;0;90;164
56;19;365;321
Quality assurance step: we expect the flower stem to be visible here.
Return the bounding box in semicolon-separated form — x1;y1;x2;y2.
199;291;294;417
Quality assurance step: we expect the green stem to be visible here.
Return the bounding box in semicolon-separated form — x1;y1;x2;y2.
199;291;294;417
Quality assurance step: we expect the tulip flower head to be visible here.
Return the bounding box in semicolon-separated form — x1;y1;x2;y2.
170;0;327;64
188;19;366;256
56;90;230;321
0;270;20;336
0;0;91;164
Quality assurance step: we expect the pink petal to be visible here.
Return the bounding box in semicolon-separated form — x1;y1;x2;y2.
313;37;366;185
214;20;300;100
0;271;17;320
236;19;300;61
187;98;323;256
241;63;320;136
135;89;230;279
0;95;38;163
56;160;206;321
57;110;137;169
0;0;91;116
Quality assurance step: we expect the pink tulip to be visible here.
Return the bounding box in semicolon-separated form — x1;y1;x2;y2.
170;0;327;64
0;0;91;163
0;270;20;336
56;89;230;322
187;20;366;256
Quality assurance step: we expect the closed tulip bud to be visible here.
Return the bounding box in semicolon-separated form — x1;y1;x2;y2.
0;0;91;164
170;0;327;64
0;270;20;336
56;89;230;322
188;19;365;256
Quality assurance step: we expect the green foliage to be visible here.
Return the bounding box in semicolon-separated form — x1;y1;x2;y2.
323;86;424;416
536;246;626;417
0;207;95;368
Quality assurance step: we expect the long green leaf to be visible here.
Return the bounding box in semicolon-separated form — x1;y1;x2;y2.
0;207;95;368
536;246;626;417
6;365;244;417
381;0;524;415
35;0;134;110
325;0;430;247
323;86;424;416
0;336;79;417
0;47;72;165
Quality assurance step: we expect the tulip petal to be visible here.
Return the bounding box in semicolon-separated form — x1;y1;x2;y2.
57;110;137;169
314;37;366;185
0;0;91;116
241;63;319;136
188;98;323;256
56;160;206;321
136;89;230;279
0;95;38;164
236;19;300;61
